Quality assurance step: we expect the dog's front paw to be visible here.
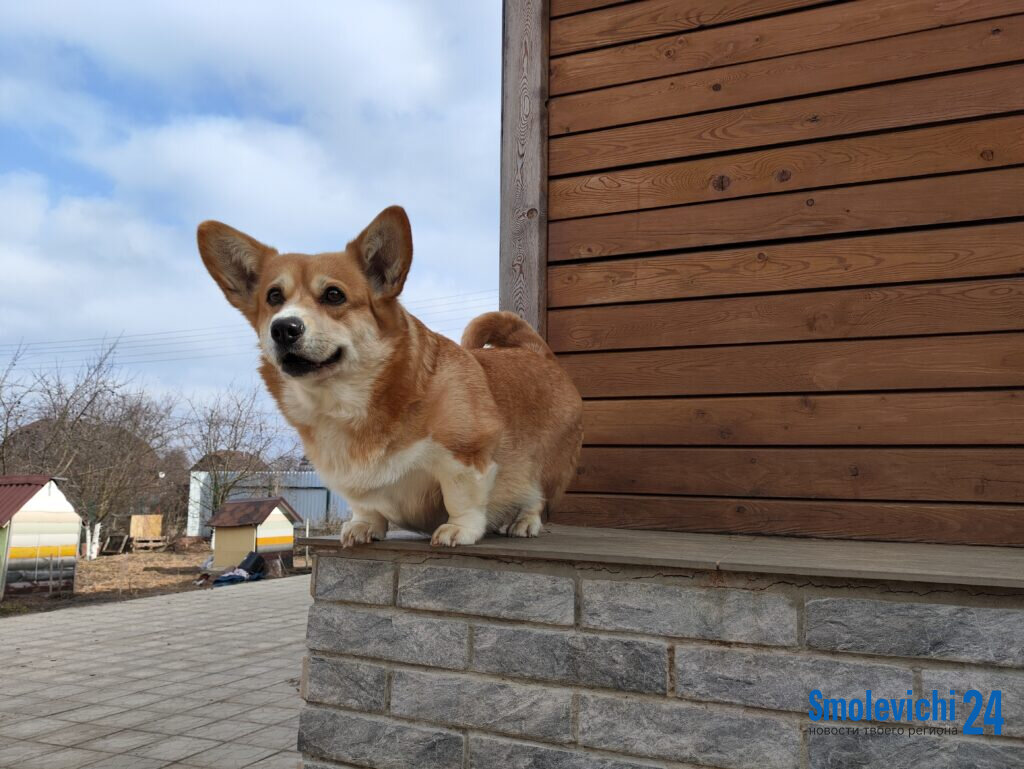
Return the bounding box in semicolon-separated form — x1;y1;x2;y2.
340;520;384;548
431;522;483;547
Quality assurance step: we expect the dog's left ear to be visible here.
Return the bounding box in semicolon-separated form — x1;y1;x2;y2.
197;221;276;322
351;206;413;299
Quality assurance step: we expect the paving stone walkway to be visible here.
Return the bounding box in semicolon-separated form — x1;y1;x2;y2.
0;575;311;769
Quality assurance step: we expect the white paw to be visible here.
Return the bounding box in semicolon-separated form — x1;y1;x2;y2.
339;520;385;548
507;516;542;538
431;522;484;547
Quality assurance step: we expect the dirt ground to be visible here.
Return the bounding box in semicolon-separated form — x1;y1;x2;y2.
0;548;311;617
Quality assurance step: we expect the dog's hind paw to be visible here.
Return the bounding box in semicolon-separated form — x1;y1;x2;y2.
431;522;484;547
507;514;542;538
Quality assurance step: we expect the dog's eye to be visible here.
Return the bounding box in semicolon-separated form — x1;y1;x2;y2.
266;288;284;306
322;287;346;305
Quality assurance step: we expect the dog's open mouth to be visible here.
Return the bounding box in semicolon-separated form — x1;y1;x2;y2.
280;347;343;377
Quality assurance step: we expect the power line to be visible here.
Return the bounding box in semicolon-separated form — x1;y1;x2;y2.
0;288;498;351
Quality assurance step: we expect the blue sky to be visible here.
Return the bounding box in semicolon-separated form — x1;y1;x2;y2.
0;2;502;396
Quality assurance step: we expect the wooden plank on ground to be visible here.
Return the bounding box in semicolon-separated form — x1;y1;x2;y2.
552;493;1024;546
550;0;828;55
549;15;1022;134
548;277;1024;352
572;447;1024;502
548;166;1024;262
582;391;1024;445
550;114;1024;219
550;63;1024;175
548;222;1024;307
549;0;1021;93
558;334;1024;397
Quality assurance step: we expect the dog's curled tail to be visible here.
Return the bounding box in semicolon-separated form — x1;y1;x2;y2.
461;311;555;361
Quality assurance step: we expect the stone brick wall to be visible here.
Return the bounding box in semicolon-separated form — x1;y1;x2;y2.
299;551;1024;769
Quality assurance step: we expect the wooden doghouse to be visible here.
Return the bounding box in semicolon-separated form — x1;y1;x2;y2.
0;475;81;597
208;497;301;569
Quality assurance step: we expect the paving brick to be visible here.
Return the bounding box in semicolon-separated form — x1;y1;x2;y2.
399;564;575;624
580;693;799;769
808;729;1024;768
583;579;797;646
472;623;668;693
303;655;388;712
676;644;914;715
920;668;1024;737
299;706;463;769
315;556;395;604
307;603;469;668
469;735;668;769
806;598;1024;667
391;669;573;742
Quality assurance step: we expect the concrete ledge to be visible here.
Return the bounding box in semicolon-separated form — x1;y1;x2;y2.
299;524;1024;589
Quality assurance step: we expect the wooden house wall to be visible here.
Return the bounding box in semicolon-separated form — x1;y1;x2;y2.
542;0;1024;545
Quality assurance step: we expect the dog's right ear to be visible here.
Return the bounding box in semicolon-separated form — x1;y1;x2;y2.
197;221;276;321
351;206;413;300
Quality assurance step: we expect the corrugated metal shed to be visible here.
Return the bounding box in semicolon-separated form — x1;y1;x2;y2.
0;475;50;527
187;470;350;536
209;497;302;527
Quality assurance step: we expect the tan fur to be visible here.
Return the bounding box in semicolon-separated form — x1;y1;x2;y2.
197;207;583;547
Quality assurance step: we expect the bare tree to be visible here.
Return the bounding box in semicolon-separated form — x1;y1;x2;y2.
0;347;30;475
182;383;299;516
4;348;181;557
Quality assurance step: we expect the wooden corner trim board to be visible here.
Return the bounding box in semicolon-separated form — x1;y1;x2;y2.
500;0;549;337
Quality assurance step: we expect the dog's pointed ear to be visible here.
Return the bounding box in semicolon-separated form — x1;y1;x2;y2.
351;206;412;299
197;221;276;319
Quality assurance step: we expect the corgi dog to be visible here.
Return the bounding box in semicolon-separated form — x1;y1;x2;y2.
197;206;583;547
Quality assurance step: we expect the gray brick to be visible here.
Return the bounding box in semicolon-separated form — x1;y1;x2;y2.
580;693;799;769
469;735;664;769
676;644;914;717
806;598;1024;667
472;624;667;693
391;670;572;743
303;655;388;712
398;564;574;625
583;579;796;646
921;668;1024;737
314;557;394;605
306;604;468;669
808;729;1024;769
299;706;463;769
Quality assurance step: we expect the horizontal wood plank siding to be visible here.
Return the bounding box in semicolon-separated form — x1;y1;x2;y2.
559;334;1024;397
542;0;1024;544
549;16;1021;135
550;0;830;55
550;64;1024;175
550;115;1024;219
549;167;1024;261
582;391;1024;445
551;494;1024;547
549;0;1022;93
548;222;1024;307
573;447;1024;502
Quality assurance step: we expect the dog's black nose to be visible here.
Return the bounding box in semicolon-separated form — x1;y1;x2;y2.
271;317;305;346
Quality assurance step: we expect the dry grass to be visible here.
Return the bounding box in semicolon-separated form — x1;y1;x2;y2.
1;547;312;617
1;549;210;616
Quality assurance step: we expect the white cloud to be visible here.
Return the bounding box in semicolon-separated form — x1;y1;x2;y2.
0;1;501;391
